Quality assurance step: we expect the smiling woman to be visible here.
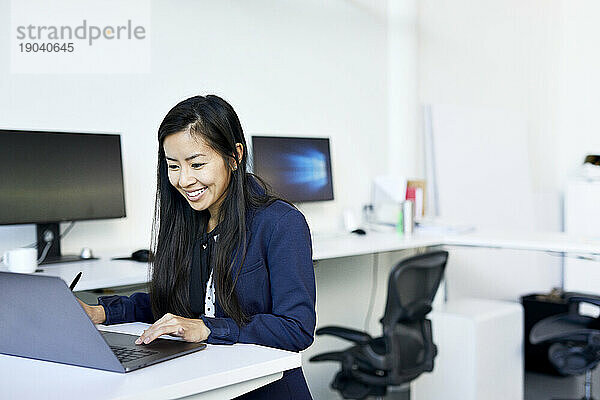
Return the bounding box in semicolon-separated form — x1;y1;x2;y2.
163;131;243;232
78;95;316;400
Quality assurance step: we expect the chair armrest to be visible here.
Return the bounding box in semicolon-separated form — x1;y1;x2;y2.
315;326;372;345
568;294;600;308
309;351;347;363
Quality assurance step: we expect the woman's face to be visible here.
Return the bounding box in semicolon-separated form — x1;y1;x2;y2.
163;130;232;219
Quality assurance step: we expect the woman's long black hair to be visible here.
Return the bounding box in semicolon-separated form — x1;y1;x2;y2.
149;95;280;326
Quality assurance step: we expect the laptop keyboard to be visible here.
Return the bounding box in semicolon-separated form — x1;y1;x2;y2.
109;345;159;363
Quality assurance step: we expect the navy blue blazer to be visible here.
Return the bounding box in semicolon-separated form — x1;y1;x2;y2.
98;200;316;399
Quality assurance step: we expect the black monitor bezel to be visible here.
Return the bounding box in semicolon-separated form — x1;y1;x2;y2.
0;128;127;226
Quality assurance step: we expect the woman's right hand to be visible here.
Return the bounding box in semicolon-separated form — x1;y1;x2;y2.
76;298;107;324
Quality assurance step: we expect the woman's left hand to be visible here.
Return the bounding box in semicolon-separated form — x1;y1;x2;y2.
135;313;211;345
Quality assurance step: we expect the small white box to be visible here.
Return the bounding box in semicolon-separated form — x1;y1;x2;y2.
412;298;524;400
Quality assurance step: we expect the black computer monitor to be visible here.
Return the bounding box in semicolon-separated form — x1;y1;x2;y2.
0;129;126;264
251;136;334;202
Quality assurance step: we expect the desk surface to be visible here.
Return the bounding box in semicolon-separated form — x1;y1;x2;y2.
1;229;599;291
313;229;600;259
0;322;301;400
2;229;599;399
443;229;600;255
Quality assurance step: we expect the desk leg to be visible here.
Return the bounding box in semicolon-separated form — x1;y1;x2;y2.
179;372;284;400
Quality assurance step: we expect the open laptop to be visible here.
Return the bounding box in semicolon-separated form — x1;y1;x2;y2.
0;271;206;373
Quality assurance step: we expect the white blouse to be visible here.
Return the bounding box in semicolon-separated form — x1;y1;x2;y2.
205;268;215;317
202;233;218;318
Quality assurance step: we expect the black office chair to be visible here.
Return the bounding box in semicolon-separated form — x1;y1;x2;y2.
310;250;448;400
530;294;600;400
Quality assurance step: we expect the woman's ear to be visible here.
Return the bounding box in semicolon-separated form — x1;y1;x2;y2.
229;143;244;171
234;143;244;165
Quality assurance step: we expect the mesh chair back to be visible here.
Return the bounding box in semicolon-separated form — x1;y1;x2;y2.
381;250;448;381
382;250;447;325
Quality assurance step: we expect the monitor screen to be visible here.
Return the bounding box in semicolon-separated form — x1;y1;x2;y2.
251;136;334;202
0;129;126;225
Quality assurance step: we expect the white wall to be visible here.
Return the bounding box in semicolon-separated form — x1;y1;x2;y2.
417;0;568;301
388;0;420;178
0;0;389;255
556;1;600;184
417;0;600;231
418;0;563;232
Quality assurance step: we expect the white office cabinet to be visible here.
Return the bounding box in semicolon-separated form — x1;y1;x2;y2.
412;299;524;400
564;179;600;293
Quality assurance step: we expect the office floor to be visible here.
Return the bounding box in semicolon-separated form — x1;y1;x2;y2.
525;370;599;400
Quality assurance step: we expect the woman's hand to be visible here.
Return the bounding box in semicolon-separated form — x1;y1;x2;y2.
76;298;106;324
135;313;211;345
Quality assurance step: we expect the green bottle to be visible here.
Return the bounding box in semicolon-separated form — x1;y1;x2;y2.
397;207;404;235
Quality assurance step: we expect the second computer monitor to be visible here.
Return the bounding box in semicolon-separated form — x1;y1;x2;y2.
251;136;334;203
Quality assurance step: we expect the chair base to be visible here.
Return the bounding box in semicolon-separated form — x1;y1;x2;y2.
369;385;410;400
332;371;386;399
331;373;411;400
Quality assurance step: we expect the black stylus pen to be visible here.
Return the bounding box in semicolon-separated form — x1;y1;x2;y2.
69;271;82;291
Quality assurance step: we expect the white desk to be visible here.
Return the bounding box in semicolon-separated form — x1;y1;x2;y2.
2;229;599;292
2;229;599;399
0;322;301;400
313;229;600;258
33;257;150;291
442;229;600;256
312;231;444;260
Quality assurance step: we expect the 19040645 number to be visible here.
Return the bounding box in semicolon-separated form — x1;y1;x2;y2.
19;42;74;52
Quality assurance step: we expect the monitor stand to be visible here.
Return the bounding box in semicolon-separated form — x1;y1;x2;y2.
36;223;92;265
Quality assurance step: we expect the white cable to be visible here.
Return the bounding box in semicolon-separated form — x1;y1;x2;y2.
363;253;379;332
37;241;52;264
